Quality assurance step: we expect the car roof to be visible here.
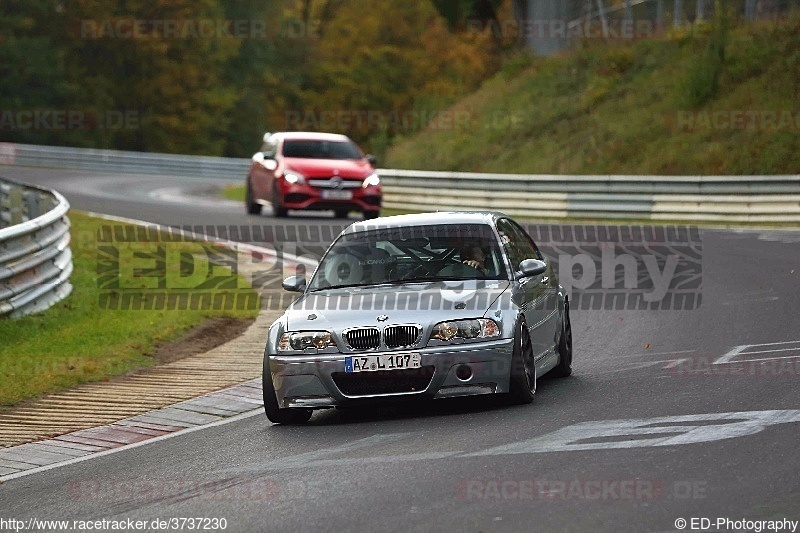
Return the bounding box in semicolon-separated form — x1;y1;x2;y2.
270;131;352;142
345;211;507;234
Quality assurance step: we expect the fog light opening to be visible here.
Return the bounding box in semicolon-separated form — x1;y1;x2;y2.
456;364;473;382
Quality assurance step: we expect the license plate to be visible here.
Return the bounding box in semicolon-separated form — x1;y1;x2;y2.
321;190;353;200
345;353;421;373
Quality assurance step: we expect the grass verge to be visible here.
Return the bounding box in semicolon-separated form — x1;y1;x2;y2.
0;211;259;407
222;184;246;202
386;14;800;175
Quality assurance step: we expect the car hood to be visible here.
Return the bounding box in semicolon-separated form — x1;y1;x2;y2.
285;280;510;331
284;158;373;179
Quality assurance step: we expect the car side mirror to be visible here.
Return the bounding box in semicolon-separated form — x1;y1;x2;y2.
282;275;307;293
366;154;378;166
518;259;547;278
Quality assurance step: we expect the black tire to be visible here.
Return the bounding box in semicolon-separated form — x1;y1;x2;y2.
272;186;288;218
245;180;261;215
508;319;536;404
363;210;380;220
552;300;573;378
334;209;349;219
262;360;313;424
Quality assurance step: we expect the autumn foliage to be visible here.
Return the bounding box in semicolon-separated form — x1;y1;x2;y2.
0;0;505;156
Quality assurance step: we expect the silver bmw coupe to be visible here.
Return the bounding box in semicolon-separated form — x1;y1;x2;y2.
262;212;573;424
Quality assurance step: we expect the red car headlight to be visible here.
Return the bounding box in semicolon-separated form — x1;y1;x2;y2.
362;173;380;188
283;171;306;185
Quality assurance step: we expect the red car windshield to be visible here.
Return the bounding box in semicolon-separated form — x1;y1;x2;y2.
282;140;363;160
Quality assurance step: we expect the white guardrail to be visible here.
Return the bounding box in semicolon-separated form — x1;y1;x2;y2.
1;142;800;223
0;175;73;318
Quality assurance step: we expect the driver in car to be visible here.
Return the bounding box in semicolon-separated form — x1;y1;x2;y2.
461;245;488;274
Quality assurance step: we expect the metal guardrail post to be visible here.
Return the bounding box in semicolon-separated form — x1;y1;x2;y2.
656;0;664;29
744;0;757;21
8;187;23;225
696;0;706;21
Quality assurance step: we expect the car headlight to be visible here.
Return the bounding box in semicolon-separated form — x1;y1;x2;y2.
429;319;500;342
362;173;380;188
283;171;305;185
278;331;333;351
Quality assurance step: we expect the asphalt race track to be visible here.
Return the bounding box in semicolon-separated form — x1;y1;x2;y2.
2;166;799;533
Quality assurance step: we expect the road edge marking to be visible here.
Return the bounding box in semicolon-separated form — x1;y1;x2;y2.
0;409;264;483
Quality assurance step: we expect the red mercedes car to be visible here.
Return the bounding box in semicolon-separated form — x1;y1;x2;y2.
245;132;382;219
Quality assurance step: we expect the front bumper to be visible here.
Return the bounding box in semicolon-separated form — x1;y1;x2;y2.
267;338;515;408
280;183;381;212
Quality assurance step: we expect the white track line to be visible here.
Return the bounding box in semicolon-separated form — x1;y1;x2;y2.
82;210;319;268
712;354;800;364
714;341;800;365
662;358;691;369
714;345;747;365
739;340;800;348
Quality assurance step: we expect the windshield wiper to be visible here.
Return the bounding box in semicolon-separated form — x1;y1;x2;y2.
306;283;369;292
307;276;496;292
386;276;474;284
308;278;452;292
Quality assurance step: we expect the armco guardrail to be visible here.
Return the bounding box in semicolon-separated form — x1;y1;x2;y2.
2;142;799;224
0;142;247;181
379;170;800;224
0;177;73;318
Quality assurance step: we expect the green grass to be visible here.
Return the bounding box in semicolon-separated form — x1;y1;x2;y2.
0;211;259;407
222;184;246;202
386;14;800;175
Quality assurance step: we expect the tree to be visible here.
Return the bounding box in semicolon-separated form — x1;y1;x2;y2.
60;0;239;154
192;0;317;156
300;0;492;147
0;1;78;146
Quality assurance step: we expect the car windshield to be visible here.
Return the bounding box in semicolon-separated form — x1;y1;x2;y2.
282;139;363;160
307;223;508;291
